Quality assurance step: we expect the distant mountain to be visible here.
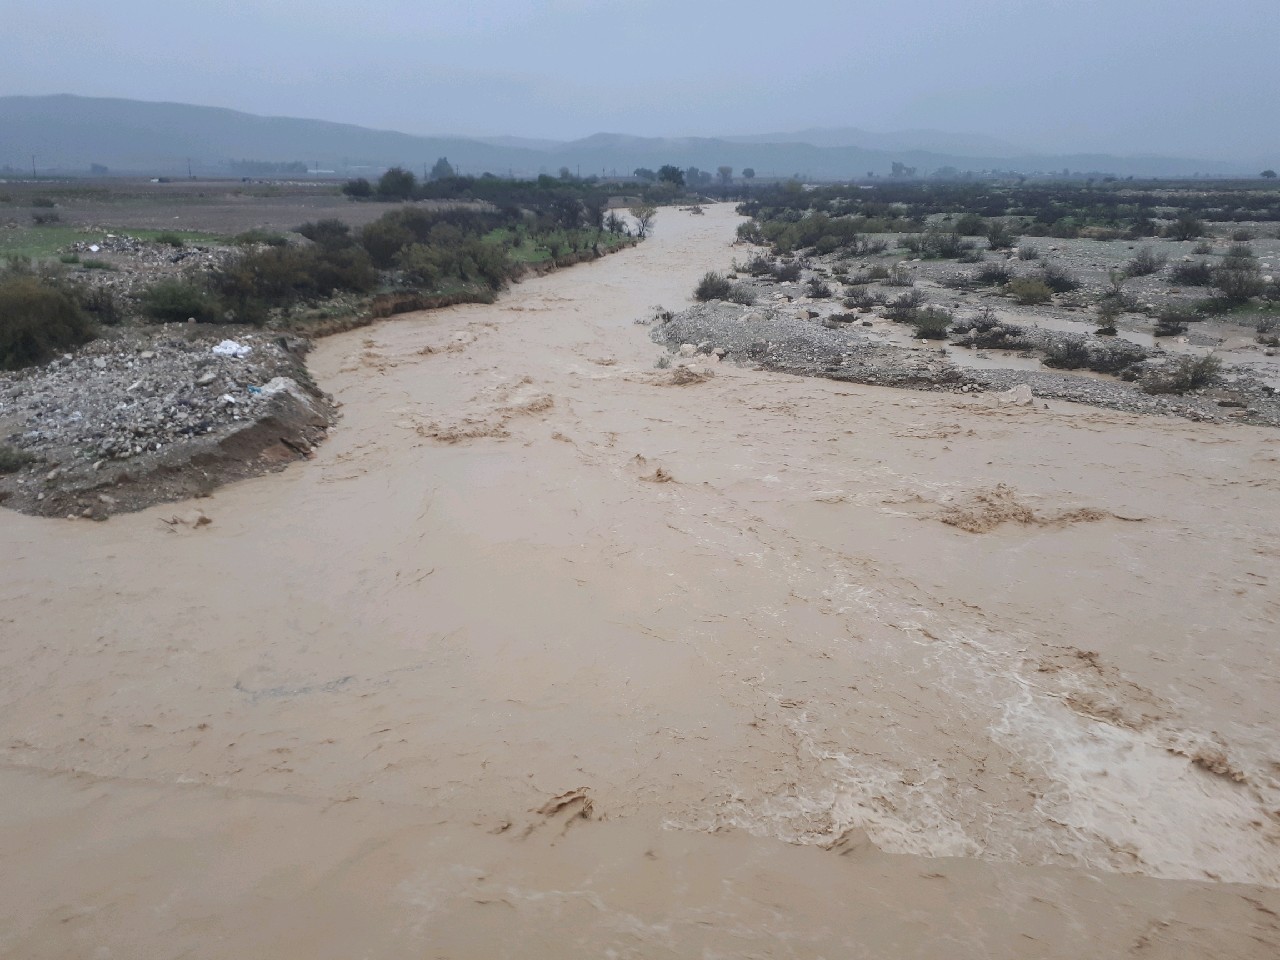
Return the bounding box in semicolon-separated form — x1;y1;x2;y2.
0;95;1245;180
719;126;1027;157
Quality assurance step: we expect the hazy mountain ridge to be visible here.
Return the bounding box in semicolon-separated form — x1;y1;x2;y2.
0;95;1243;179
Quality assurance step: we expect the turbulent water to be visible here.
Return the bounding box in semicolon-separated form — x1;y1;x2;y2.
2;205;1279;958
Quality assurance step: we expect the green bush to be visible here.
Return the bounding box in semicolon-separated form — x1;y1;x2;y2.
0;444;37;474
0;274;97;369
1007;277;1053;304
140;279;223;323
153;231;186;248
1124;246;1167;277
233;228;289;247
1044;339;1090;369
884;289;926;320
910;307;952;338
1163;214;1205;240
975;262;1013;286
806;277;833;298
1039;262;1080;293
694;272;733;301
985;220;1017;250
1170;261;1214;286
1142;354;1221;394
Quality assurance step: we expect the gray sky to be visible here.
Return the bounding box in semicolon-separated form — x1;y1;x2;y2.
4;0;1277;161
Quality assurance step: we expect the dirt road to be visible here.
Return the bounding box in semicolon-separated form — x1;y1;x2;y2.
2;205;1278;958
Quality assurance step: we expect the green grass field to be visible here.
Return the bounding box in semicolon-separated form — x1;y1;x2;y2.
0;224;225;261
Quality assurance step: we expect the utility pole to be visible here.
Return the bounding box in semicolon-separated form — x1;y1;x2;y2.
187;157;193;179
31;155;36;178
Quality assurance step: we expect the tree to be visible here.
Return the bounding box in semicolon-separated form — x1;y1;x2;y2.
342;177;373;198
629;204;657;239
657;165;685;186
633;167;657;181
430;157;456;180
742;168;755;180
716;166;733;186
1263;169;1278;179
558;166;573;180
377;166;416;199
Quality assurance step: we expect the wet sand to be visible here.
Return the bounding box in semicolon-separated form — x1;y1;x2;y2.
2;204;1279;958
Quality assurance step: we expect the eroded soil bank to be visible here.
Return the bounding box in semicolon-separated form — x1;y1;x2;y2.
2;205;1278;958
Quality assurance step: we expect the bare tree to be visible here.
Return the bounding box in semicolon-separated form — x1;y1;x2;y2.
629;204;657;239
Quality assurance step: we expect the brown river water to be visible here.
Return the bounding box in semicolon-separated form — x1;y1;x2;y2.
2;205;1279;958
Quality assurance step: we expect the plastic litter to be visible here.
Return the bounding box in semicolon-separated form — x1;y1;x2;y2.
212;340;251;359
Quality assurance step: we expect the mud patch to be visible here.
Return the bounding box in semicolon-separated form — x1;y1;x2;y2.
936;484;1136;533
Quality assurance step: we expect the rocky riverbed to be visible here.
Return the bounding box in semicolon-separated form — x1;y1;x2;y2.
652;266;1280;427
0;328;333;518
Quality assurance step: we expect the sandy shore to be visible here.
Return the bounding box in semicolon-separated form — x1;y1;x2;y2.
2;204;1278;958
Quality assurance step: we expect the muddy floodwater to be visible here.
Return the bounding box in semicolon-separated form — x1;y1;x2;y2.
2;205;1279;958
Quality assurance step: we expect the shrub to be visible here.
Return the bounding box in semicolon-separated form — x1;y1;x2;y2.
694;271;733;301
957;247;985;263
1142;354;1221;394
865;264;891;281
0;444;37;474
884;265;914;287
884;289;926;320
1231;228;1256;242
1153;301;1200;336
31;212;61;225
1044;339;1090;369
359;218;415;268
1125;246;1167;277
342;177;373;198
843;288;884;310
59;253;80;264
78;285;123;326
80;259;114;271
772;260;801;282
234;228;289;246
1095;298;1121;334
975;262;1013;286
1007;277;1053;304
1018;245;1040;260
0;274;97;369
728;284;756;306
1192;240;1214;255
1214;260;1264;301
297;218;355;250
31;197;56;208
910;307;952;339
806;277;833;298
985;220;1017;250
1163;214;1205;241
1169;261;1214;286
153;231;186;248
953;213;986;236
376;166;416;200
1039;263;1080;292
140;279;223;323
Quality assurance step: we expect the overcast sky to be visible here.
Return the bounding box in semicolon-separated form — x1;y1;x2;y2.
3;0;1277;161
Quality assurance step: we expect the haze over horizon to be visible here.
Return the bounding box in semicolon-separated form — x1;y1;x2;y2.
3;0;1278;164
